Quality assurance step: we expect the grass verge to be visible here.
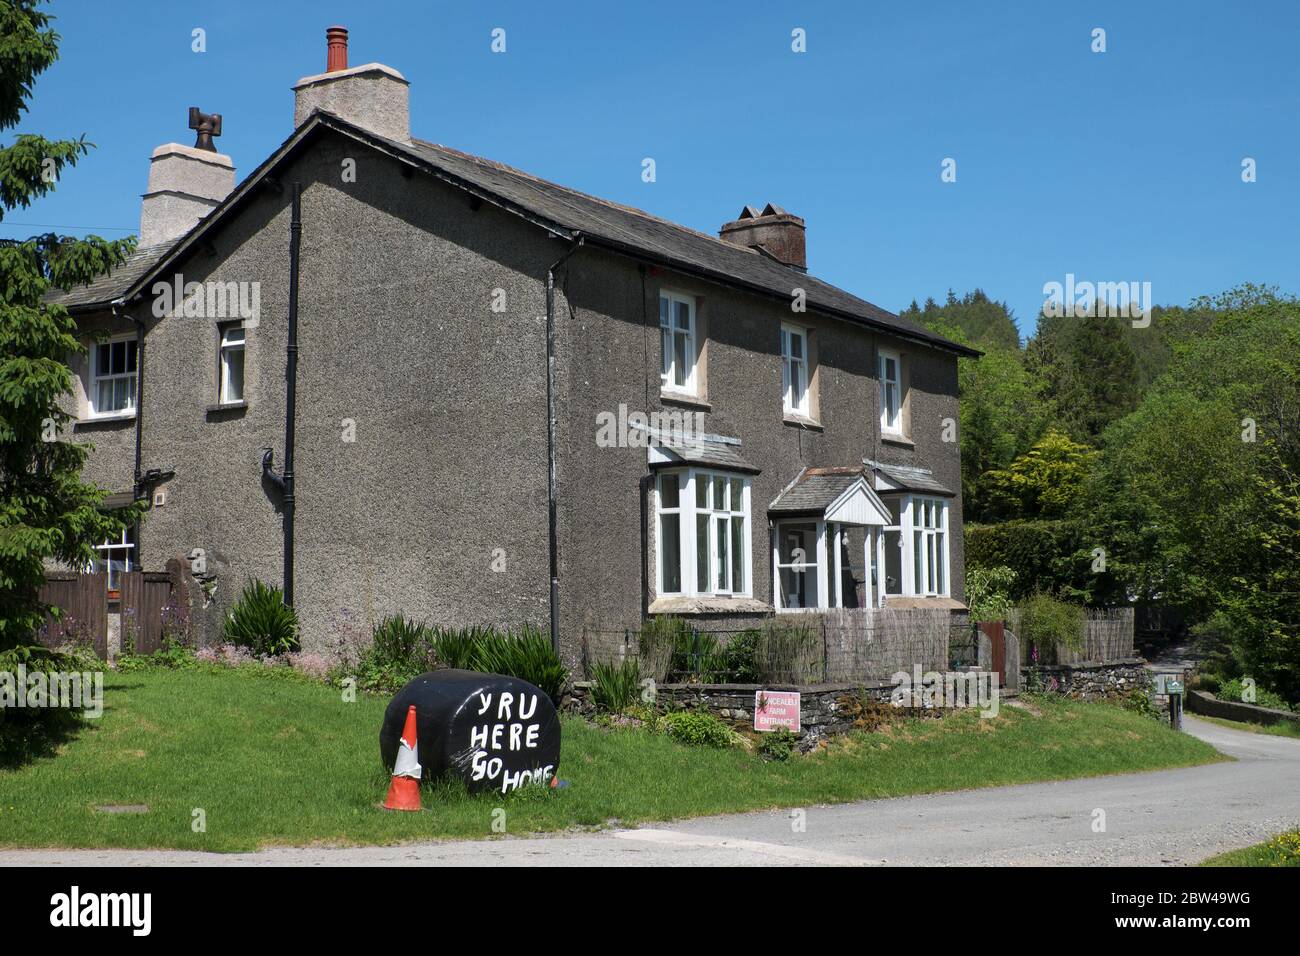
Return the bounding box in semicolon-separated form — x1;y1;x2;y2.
0;669;1223;852
1193;714;1300;739
1200;830;1300;867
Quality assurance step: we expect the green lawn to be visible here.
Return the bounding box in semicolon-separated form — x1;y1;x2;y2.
0;668;1224;852
1193;713;1300;739
1200;830;1300;867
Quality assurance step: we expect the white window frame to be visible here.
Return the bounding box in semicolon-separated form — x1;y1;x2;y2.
879;347;902;436
773;521;825;611
781;323;810;417
910;495;949;598
659;291;698;397
775;522;885;611
89;335;138;418
91;526;135;594
654;468;751;598
881;494;950;598
219;324;246;405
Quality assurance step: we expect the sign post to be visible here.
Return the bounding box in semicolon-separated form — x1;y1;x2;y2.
1167;679;1183;731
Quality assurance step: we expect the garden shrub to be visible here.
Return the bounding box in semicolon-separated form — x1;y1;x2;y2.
352;613;436;693
0;645;92;767
669;628;726;682
589;657;642;713
966;519;1085;600
757;727;798;761
1216;677;1292;712
965;565;1016;622
661;710;735;748
755;618;824;683
223;579;299;656
1017;592;1084;663
719;629;760;683
636;616;690;682
454;624;569;706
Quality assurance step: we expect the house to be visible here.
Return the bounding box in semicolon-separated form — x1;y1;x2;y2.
50;27;979;664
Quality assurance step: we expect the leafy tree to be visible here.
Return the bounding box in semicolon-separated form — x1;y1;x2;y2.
1027;312;1140;441
1079;287;1300;700
982;429;1099;521
1;0;137;650
905;287;1021;351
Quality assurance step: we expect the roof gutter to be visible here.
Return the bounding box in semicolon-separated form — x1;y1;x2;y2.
545;233;584;654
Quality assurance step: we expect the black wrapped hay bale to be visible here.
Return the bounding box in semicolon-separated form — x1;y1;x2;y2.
380;670;562;795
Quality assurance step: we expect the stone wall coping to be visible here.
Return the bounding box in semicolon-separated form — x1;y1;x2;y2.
1187;688;1299;725
1023;657;1146;672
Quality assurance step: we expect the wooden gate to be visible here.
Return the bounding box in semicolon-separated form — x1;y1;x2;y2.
120;570;176;655
37;571;108;658
978;620;1007;687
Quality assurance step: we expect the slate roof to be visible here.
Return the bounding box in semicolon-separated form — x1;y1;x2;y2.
866;459;955;496
651;433;759;474
396;134;977;357
768;467;869;514
45;243;172;311
49;111;978;358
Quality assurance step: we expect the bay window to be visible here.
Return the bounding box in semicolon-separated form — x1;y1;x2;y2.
880;494;950;598
655;469;751;597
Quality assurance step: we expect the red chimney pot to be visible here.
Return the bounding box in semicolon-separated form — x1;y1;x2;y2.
326;26;348;72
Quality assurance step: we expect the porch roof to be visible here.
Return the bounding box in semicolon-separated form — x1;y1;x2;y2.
768;467;891;525
647;432;760;474
865;459;955;497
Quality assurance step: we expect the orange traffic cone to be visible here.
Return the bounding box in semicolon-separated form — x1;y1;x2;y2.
383;705;422;811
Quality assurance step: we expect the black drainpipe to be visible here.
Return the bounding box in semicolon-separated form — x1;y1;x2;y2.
114;299;145;554
282;182;302;607
544;235;583;653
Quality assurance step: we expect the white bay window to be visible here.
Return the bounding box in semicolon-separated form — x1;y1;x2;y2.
655;469;751;597
881;494;950;598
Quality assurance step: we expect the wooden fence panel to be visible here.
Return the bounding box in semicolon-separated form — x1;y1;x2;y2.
37;571;108;659
121;571;174;655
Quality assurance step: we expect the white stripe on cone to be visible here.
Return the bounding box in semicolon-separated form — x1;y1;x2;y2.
393;732;421;780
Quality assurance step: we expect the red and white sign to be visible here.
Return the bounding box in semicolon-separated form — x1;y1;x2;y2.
754;690;801;732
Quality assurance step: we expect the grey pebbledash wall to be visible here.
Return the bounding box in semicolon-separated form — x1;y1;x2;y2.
67;125;965;664
553;245;965;654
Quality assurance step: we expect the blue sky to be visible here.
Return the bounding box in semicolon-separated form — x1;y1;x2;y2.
8;0;1298;337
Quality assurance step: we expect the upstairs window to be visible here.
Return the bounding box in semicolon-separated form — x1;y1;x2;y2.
879;348;902;435
659;292;697;395
781;324;809;416
219;325;245;404
90;337;138;417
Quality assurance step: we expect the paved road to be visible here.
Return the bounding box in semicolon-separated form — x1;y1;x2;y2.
3;717;1297;866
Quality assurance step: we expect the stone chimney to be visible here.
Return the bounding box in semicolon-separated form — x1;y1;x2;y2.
138;108;235;247
719;203;806;271
292;26;410;142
